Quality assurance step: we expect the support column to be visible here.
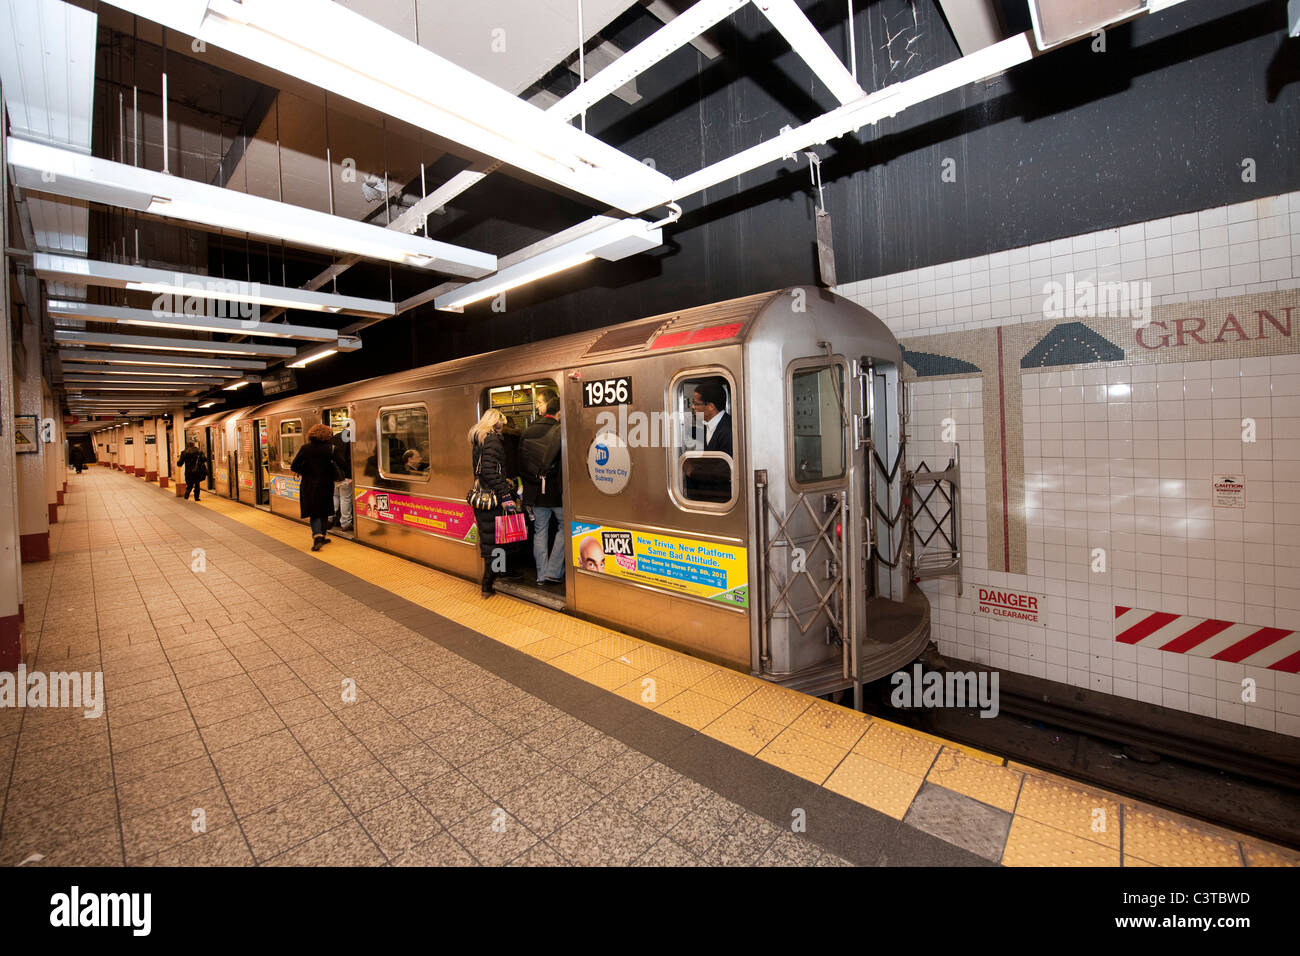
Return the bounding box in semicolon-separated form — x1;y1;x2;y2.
1;129;26;667
43;384;59;524
143;418;158;481
174;406;188;497
156;416;171;488
16;315;49;563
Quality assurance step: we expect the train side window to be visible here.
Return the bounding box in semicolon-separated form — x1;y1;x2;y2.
790;364;846;486
279;419;303;467
378;404;431;481
670;371;735;508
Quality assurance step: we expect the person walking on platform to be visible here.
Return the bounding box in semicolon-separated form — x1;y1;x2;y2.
178;442;207;501
469;408;518;597
69;445;85;474
292;424;339;552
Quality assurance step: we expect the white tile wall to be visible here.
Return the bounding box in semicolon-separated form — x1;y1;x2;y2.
838;192;1300;338
844;191;1300;738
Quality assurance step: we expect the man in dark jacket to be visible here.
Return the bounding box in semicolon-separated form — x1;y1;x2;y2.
519;388;564;586
178;442;207;500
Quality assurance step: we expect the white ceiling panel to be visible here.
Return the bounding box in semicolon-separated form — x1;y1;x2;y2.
0;0;97;151
27;194;90;255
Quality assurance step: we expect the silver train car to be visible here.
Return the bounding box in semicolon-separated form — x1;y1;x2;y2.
185;287;932;707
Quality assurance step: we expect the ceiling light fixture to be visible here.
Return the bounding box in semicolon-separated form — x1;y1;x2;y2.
47;300;340;341
34;253;396;318
58;349;266;370
434;217;662;312
100;0;675;214
10;139;496;278
53;329;297;358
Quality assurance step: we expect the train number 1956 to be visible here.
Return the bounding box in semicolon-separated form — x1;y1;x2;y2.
583;377;632;407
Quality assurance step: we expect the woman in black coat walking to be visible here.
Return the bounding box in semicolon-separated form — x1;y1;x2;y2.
292;423;339;551
469;409;518;596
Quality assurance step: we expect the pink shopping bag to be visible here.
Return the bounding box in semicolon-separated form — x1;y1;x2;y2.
495;509;528;544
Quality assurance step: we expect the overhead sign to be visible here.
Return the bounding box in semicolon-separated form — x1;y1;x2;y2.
1212;475;1245;509
261;368;298;396
977;587;1046;626
570;521;748;609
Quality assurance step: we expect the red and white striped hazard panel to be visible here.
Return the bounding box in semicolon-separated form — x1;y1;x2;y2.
1114;607;1300;673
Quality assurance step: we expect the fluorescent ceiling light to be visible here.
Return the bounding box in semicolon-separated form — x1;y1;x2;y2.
10;138;495;278
198;401;218;409
64;377;221;387
34;253;395;318
54;329;297;357
61;362;244;378
289;346;337;368
47;300;340;341
435;218;661;311
101;0;675;214
58;348;266;370
223;380;249;391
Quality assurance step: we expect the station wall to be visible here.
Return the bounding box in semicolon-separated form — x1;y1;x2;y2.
838;190;1300;737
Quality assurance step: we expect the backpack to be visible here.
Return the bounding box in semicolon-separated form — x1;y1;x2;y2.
192;454;208;480
519;419;561;484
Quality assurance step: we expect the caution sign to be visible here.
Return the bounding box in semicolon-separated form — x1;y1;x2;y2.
14;415;38;454
1212;474;1245;509
977;587;1046;625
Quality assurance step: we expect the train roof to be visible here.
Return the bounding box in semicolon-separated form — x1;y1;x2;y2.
184;286;896;428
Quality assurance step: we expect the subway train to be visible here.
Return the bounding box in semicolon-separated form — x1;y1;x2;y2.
184;287;934;709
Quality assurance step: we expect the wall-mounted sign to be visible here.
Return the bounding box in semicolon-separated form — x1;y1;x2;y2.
1212;474;1246;509
586;431;630;495
14;415;38;454
125;437;134;445
144;435;156;445
570;521;748;609
977;587;1047;626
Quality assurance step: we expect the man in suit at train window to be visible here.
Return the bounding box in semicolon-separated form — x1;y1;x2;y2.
520;387;565;587
683;379;733;503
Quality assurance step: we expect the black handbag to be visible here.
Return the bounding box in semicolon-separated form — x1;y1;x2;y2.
466;449;499;511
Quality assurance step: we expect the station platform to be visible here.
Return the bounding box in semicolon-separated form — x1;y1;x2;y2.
4;467;1298;867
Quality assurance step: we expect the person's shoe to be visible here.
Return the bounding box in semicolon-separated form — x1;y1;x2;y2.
311;535;325;552
481;587;494;598
320;535;332;545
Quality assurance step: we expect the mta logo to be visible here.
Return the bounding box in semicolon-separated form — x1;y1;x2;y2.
595;444;609;466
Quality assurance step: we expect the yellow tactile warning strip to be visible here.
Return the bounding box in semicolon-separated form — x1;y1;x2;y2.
182;486;1300;867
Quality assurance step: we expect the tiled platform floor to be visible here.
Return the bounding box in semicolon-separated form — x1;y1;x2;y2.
2;467;1296;867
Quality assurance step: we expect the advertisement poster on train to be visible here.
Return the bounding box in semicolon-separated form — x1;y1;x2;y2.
269;475;301;500
570;521;748;608
354;488;478;542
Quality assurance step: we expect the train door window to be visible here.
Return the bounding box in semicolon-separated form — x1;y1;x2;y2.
378;404;431;480
325;407;352;472
669;370;736;510
789;363;847;487
280;419;304;468
483;380;559;433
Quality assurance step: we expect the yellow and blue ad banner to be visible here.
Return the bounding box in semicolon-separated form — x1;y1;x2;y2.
570;522;748;609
